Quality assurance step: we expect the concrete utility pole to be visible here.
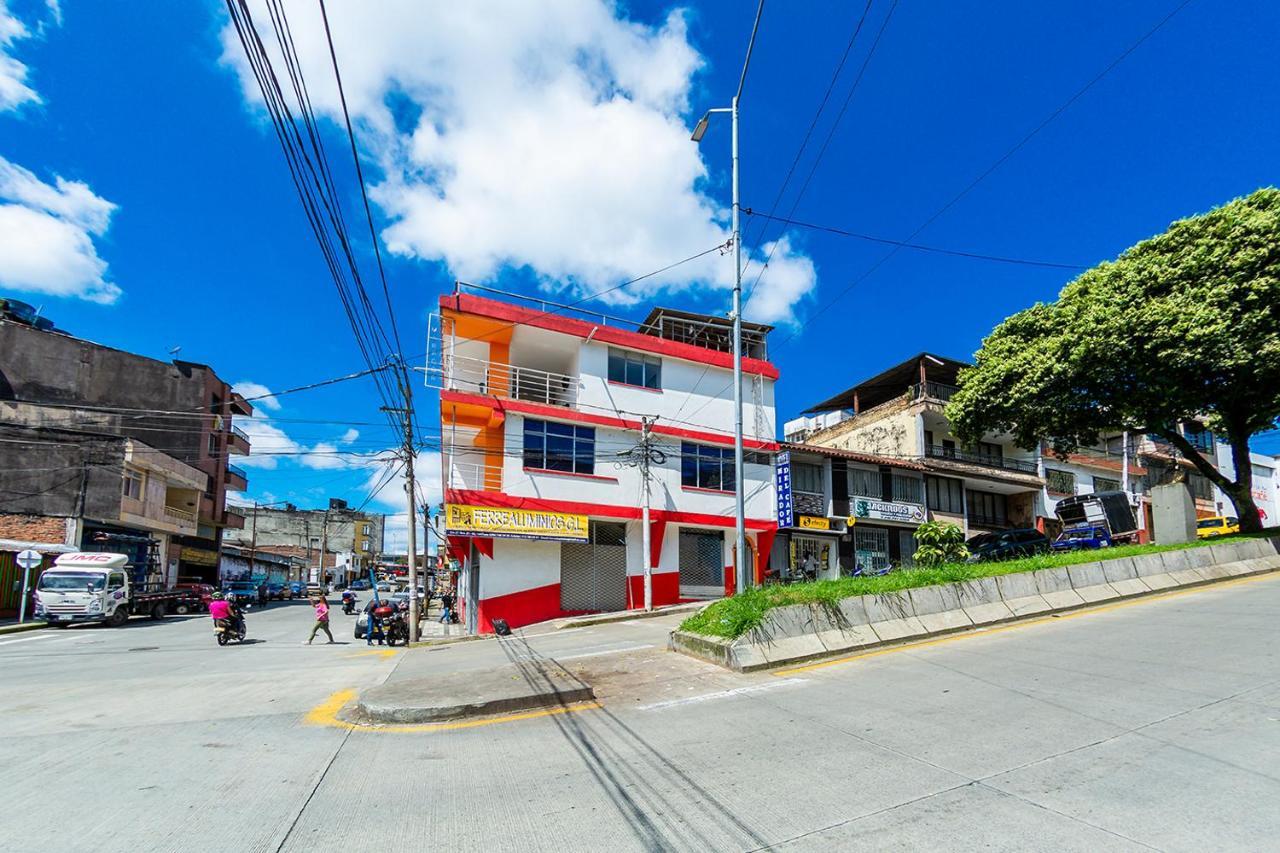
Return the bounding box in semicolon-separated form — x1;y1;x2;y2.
691;0;763;597
641;416;654;611
319;508;329;587
383;374;420;642
249;502;258;579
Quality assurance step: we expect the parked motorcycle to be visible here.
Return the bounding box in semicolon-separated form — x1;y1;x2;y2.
375;605;409;647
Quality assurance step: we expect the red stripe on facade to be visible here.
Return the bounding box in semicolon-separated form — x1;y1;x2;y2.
441;292;781;379
440;390;780;452
445;488;777;531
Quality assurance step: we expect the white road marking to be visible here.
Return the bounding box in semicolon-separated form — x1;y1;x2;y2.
637;678;811;711
553;643;654;662
0;633;58;647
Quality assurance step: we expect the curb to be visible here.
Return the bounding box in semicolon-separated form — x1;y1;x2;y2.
555;601;708;629
672;537;1280;672
346;673;595;724
0;621;47;635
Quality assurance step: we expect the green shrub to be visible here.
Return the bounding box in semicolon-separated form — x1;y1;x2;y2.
912;520;968;567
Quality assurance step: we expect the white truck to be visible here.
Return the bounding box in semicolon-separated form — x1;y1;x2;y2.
32;552;187;627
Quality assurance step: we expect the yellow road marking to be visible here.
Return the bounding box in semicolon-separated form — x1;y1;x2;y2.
303;689;601;733
774;570;1280;677
342;649;401;659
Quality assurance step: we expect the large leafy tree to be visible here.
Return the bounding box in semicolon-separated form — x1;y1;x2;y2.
948;188;1280;532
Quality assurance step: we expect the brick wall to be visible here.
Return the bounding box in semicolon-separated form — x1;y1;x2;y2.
0;513;68;545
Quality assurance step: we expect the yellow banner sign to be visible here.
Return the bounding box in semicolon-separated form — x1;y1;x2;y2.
445;504;589;541
798;515;831;530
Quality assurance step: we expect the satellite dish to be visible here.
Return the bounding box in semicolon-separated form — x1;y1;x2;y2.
168;345;182;357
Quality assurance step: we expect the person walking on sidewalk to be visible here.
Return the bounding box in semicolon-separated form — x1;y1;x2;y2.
306;596;334;644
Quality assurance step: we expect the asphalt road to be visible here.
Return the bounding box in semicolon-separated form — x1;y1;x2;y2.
0;576;1277;853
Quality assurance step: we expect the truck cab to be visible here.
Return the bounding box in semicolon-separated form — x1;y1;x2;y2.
33;553;133;627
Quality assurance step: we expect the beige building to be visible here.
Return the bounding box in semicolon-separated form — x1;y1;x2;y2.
792;353;1045;539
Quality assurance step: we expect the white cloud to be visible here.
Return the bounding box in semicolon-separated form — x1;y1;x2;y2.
340;428;359;444
0;0;40;112
0;155;120;303
219;0;816;324
231;380;282;412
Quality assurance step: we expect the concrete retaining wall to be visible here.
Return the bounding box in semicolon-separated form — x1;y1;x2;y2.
671;536;1280;672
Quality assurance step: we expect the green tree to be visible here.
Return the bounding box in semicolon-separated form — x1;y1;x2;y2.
912;521;968;567
947;188;1280;532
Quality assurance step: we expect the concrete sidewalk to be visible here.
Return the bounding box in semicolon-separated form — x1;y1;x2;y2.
0;619;46;635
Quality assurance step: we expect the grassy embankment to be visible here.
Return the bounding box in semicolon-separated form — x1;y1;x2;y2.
680;533;1276;640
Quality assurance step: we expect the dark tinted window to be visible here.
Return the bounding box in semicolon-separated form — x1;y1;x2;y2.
607;348;661;389
523;419;595;475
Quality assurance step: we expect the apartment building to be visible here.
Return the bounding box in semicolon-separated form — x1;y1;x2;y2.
798;353;1044;538
222;497;386;580
0;317;252;582
437;287;778;632
775;443;929;578
0;423;206;588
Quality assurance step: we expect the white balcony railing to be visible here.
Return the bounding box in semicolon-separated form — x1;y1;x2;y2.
164;505;196;523
447;459;504;492
441;352;578;409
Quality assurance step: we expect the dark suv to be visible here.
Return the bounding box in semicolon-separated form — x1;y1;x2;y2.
966;528;1050;562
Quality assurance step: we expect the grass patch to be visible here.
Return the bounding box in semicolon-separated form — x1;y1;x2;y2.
679;532;1275;640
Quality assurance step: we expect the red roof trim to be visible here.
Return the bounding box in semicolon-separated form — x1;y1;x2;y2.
441;390;780;452
444;488;778;531
441;292;780;380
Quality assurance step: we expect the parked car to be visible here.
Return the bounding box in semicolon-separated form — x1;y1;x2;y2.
1196;516;1240;538
172;582;216;614
375;581;394;592
349;579;371;591
223;580;267;606
288;580;307;598
265;581;289;601
966;528;1050;562
1050;524;1115;552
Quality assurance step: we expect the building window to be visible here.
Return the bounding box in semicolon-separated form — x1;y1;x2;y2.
793;462;823;494
966;491;1009;527
1045;468;1076;495
360;541;370;552
853;528;890;572
207;433;219;454
975;441;1004;465
362;523;372;536
607;348;661;389
1188;472;1214;500
891;473;923;505
523;419;595;475
1183;422;1213;453
682;442;735;491
1093;476;1121;493
926;476;963;513
123;469;144;500
849;467;880;499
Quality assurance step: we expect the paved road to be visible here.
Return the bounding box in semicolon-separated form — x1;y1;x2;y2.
1;577;1277;852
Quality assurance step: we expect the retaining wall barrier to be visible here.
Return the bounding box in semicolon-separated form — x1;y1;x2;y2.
671;536;1280;672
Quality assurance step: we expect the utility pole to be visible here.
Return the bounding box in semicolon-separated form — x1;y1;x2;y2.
249;501;258;579
383;374;420;643
319;507;329;587
619;417;665;611
691;0;763;597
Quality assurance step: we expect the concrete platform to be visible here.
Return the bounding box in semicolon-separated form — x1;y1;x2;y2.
348;663;594;724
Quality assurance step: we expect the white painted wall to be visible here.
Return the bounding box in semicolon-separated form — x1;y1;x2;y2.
479;537;561;599
1213;444;1277;522
501;414;775;522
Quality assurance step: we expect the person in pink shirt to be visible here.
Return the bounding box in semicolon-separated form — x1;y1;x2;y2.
208;595;231;621
306;597;334;644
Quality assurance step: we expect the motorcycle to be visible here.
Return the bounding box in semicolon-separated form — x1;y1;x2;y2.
341;591;357;615
213;614;247;645
374;604;409;647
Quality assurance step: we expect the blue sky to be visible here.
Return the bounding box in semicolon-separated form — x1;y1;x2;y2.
2;0;1278;546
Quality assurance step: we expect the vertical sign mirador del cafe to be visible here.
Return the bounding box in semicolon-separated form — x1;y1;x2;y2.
775;451;793;527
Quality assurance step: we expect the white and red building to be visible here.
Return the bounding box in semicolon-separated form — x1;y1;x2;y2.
436;288;779;633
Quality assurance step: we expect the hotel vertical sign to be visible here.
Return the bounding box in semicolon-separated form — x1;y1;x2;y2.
775;451;793;526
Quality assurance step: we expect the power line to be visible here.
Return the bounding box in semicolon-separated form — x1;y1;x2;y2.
742;0;900;307
778;0;1196;344
743;208;1088;269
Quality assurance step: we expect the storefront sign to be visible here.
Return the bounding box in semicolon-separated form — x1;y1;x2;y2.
775;452;793;525
797;515;831;530
849;498;925;525
445;503;589;542
179;546;218;566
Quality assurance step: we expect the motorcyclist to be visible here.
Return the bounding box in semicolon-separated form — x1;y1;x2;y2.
224;593;246;636
341;589;357;615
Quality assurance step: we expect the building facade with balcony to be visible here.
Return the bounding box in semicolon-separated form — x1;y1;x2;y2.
0;423;207;586
774;443;929;580
0;316;251;583
437;288;779;633
800;353;1044;538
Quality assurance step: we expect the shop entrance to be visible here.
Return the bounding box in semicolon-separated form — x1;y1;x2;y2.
679;528;724;599
560;521;627;612
853;527;890;573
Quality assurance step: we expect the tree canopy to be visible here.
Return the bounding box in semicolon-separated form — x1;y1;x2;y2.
947;188;1280;530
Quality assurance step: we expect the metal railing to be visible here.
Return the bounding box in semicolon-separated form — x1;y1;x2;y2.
447;459;504;492
164;505;196;522
231;424;250;442
967;513;1010;529
440;352;578;408
924;444;1039;474
910;382;960;403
